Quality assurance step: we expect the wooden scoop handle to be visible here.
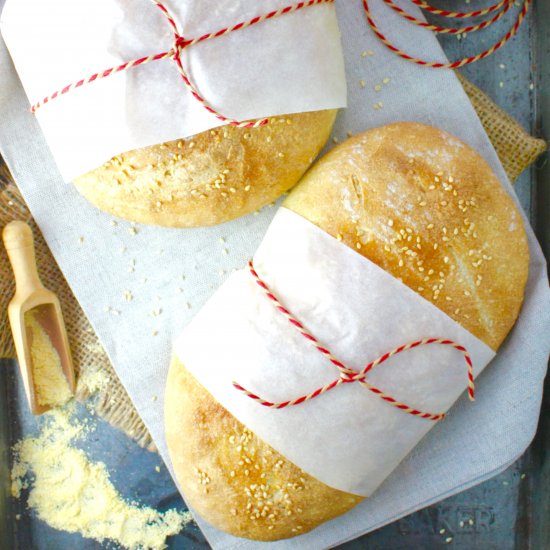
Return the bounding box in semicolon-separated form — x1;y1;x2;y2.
3;221;43;295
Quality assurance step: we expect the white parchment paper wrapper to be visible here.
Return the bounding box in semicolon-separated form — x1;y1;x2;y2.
0;0;549;547
0;0;345;180
176;208;495;496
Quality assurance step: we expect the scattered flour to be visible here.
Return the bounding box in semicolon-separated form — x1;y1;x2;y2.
11;406;192;549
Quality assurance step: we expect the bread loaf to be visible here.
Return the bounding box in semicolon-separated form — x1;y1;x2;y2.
165;123;529;540
73;110;337;227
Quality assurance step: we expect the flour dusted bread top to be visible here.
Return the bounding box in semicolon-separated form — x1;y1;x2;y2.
73;110;336;227
285;122;528;350
165;123;528;541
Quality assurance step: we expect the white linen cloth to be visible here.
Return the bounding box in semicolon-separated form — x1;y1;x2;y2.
0;0;548;548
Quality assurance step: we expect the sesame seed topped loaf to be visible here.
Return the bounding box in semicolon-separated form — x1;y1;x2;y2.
73;110;337;227
285;122;528;350
165;123;529;541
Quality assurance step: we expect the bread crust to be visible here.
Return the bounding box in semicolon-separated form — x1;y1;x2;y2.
73;110;337;227
165;123;529;541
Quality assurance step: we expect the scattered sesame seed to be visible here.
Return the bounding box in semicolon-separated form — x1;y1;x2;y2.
128;226;138;236
445;537;453;544
152;395;158;402
152;330;159;336
123;290;133;302
440;528;446;534
374;84;382;92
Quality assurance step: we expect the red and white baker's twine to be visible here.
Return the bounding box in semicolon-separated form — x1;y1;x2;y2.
365;0;532;69
233;261;475;421
30;0;333;128
31;0;530;118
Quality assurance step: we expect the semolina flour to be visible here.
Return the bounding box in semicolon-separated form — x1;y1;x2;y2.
11;404;192;549
25;311;71;407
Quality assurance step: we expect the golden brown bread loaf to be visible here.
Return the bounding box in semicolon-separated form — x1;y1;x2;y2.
165;122;529;540
73;110;337;227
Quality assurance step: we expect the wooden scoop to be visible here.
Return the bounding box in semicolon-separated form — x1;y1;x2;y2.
2;221;75;414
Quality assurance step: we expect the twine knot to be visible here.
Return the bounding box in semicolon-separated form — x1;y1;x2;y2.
172;35;190;55
233;260;475;422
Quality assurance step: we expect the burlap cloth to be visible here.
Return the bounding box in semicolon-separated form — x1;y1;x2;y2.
0;77;546;453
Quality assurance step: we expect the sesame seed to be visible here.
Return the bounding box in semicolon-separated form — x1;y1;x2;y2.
383;77;390;84
359;79;366;88
374;84;382;92
356;242;362;249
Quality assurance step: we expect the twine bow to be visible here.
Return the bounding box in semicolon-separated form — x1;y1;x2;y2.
30;0;334;128
233;260;475;421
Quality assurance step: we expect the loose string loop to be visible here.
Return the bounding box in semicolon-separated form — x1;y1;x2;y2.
233;260;475;422
31;0;334;128
382;0;515;35
364;0;532;69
